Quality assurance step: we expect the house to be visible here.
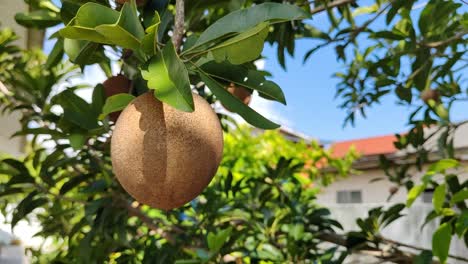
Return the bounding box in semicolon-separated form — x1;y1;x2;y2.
316;123;468;263
317;122;468;205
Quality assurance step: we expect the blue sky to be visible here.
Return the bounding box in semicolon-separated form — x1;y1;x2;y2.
45;1;468;142
255;2;468;142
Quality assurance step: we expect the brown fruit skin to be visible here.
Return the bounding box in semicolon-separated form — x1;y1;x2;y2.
116;0;146;6
420;89;440;103
223;83;252;111
102;75;132;122
111;93;224;210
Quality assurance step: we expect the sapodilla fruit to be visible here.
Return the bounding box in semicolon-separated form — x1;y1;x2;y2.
223;83;252;111
102;75;132;122
420;89;440;103
111;92;223;210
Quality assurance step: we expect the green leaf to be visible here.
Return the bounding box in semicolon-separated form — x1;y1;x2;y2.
371;30;406;40
61;0;82;24
381;203;405;227
60;1;144;49
395;85;412;104
45;38;64;69
200;61;286;104
100;94;135;119
257;243;284;261
174;260;201;264
69;134;86;150
12;191;47;228
352;4;378;17
301;25;331;40
406;184;425;207
60;4;119;44
198;70;279;129
55;90;99;130
432;222;452;264
15;10;61;29
413;250;433;264
141;12;161;55
427;159;459;176
2;159;30;177
190;3;309;50
63;39;101;65
455;211;468;237
91;84;106;116
0;187;25;198
94;2;145;50
194;249;211;262
209;22;269;65
60;174;92;195
433;184;446;213
289;223;304;241
141;42;194;112
207;227;232;253
451;190;468;204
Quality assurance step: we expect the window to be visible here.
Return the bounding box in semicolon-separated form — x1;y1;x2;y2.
337;190;362;203
422;189;434;203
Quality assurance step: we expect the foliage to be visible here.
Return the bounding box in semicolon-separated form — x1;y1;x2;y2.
0;119;353;262
0;0;467;263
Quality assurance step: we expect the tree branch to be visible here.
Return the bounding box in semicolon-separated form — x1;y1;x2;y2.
113;196;185;245
317;232;441;264
172;0;185;52
421;31;468;48
310;0;356;15
381;237;468;263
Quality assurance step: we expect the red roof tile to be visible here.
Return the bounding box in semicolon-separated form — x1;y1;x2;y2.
330;135;397;157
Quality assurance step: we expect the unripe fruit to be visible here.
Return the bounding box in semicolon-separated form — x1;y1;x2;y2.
111;93;223;210
223;83;252;111
420;89;440;103
116;0;146;7
102;75;132;122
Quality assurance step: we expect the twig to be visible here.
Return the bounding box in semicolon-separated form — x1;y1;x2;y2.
344;2;392;46
172;0;185;52
317;232;441;264
113;195;185;245
382;237;468;263
310;0;356;15
421;31;468;48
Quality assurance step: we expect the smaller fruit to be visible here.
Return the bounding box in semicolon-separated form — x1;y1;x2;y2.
116;0;146;6
10;239;22;246
420;89;440;103
102;75;132;122
223;83;252;111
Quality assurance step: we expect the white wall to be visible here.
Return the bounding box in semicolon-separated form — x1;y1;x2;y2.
325;203;468;263
0;0;29;158
0;112;24;157
0;1;28;48
317;164;468;204
317;163;468;263
0;2;31;263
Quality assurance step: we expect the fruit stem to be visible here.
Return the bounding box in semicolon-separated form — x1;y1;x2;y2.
172;0;185;52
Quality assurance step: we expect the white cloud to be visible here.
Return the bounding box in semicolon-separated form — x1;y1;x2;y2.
249;94;293;128
254;59;265;70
